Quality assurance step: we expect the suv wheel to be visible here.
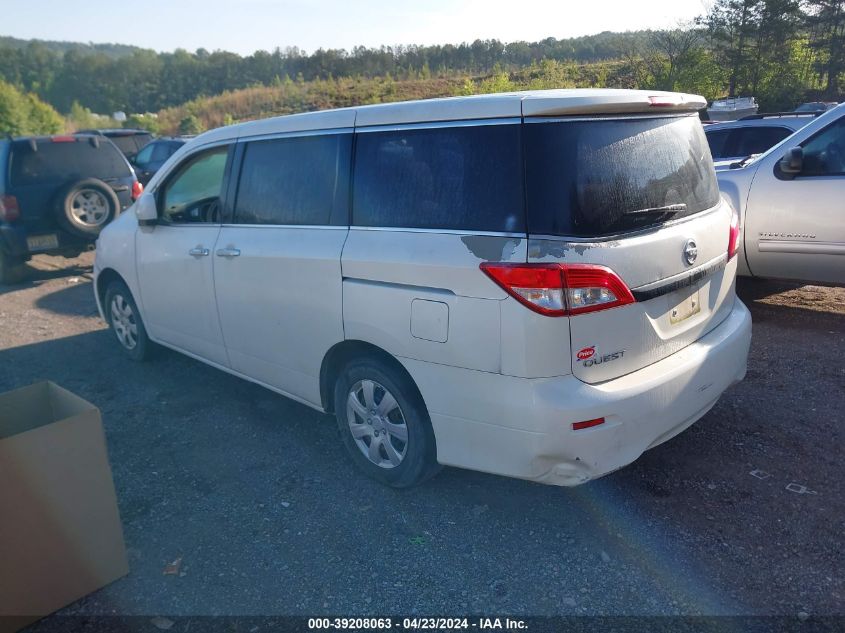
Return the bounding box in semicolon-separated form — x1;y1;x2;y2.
104;281;151;361
333;357;440;487
56;178;120;238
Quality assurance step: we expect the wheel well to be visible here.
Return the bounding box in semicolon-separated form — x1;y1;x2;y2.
96;268;126;310
319;340;420;413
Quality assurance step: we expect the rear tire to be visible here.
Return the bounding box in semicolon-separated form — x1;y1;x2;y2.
0;251;25;285
333;357;440;488
104;281;151;361
55;178;120;239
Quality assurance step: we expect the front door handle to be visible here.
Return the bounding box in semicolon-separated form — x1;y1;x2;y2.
216;247;241;258
188;246;209;257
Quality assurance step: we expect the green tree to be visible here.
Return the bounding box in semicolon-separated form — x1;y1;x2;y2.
24;93;63;133
0;79;64;135
179;114;204;134
0;80;27;135
702;0;763;96
805;0;845;96
125;113;160;134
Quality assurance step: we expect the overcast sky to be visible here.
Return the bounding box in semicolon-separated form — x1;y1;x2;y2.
4;0;710;55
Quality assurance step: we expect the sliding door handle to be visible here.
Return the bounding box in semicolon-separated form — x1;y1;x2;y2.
216;247;241;258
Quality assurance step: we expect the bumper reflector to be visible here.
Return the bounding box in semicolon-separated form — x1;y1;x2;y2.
572;417;605;431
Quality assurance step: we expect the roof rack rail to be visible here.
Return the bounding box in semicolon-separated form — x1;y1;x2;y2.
739;111;822;120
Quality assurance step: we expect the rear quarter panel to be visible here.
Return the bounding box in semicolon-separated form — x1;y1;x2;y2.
341;230;527;374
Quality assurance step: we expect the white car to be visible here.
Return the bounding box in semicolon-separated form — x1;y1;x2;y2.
94;89;751;488
718;103;845;284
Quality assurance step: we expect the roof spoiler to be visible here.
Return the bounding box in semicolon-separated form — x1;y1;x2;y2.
522;91;707;117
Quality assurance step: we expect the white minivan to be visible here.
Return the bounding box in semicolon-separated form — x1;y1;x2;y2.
94;89;752;488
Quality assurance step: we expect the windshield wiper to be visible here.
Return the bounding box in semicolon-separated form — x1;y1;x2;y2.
730;154;761;169
623;203;687;216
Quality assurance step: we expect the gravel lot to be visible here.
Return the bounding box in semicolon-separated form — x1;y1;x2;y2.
1;253;842;620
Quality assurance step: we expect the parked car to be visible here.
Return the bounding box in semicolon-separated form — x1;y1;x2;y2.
794;101;838;113
94;89;751;488
705;114;816;170
131;137;189;186
718;103;845;284
0;134;142;283
77;128;154;162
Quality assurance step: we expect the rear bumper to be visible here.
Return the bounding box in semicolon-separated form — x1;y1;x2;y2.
402;298;752;486
0;224;91;260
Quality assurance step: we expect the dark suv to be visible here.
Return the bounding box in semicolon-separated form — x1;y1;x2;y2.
0;134;141;283
131;136;188;185
77;128;154;162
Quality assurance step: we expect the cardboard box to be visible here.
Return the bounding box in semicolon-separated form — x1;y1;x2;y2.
0;382;128;631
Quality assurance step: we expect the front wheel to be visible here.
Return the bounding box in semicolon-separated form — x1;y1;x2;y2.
104;281;151;361
333;357;440;488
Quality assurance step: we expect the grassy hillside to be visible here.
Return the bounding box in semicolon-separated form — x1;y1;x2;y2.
156;59;631;134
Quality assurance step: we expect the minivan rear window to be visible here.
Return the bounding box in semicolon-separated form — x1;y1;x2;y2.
9;139;129;187
525;115;719;237
353;123;524;232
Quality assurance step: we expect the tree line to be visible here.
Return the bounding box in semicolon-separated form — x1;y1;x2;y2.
0;30;654;115
0;0;842;135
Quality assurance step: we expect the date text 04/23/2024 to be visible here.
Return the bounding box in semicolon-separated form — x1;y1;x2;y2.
307;617;528;630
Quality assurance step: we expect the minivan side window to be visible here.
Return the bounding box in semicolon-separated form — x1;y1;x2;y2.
352;123;524;232
800;117;845;176
160;146;229;224
233;133;351;225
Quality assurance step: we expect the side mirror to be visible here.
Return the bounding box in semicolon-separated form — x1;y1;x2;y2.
135;192;158;226
779;146;803;179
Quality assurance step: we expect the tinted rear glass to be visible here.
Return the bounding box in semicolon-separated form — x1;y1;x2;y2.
352;123;524;232
525;115;719;237
10;139;129;186
705;129;731;158
108;135;142;155
732;126;792;157
0;141;8;193
234;133;351;226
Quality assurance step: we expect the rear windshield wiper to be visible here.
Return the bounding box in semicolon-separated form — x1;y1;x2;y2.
623;203;687;216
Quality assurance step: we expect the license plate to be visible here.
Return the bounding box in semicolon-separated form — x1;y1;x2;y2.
26;234;59;252
670;286;701;324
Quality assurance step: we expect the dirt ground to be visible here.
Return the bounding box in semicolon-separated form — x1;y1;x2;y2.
0;252;842;621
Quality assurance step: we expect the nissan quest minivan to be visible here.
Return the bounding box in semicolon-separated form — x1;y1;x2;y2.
94;89;752;488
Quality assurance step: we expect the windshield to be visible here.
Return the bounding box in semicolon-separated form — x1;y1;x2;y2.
525;114;719;237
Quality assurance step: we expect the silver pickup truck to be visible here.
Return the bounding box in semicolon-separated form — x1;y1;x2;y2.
718;103;845;285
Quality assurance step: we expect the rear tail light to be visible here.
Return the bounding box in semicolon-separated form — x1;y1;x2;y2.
131;180;144;201
480;262;635;317
0;195;20;223
727;204;742;260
